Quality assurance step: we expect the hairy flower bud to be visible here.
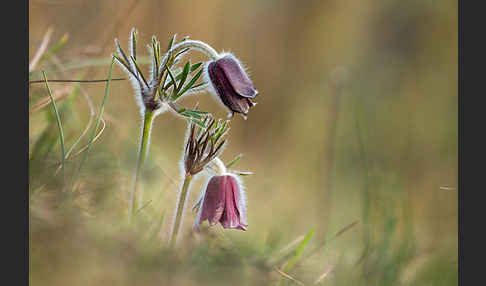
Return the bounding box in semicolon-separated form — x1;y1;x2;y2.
183;116;229;176
207;54;258;118
194;174;247;231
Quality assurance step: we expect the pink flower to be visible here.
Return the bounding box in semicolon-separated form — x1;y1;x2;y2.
194;174;247;231
207;54;258;118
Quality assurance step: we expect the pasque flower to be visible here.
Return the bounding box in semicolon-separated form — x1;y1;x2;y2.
194;174;247;231
206;54;258;119
194;158;248;231
169;116;230;246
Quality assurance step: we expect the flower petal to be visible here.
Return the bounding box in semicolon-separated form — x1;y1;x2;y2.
220;184;240;229
220;175;247;230
208;61;250;115
199;176;226;226
230;176;248;228
217;55;258;99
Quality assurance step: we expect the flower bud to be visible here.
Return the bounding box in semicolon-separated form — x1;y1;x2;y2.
207;54;258;118
194;174;247;231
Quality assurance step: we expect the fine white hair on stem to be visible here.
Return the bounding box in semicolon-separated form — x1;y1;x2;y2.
168;176;194;246
152;103;168;117
132;112;155;209
179;119;193;178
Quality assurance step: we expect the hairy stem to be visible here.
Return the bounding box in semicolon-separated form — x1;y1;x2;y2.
210;157;227;176
169;174;193;247
130;110;155;219
158;40;219;79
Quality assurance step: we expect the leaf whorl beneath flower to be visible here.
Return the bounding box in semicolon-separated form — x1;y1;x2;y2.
114;29;207;116
184;116;229;176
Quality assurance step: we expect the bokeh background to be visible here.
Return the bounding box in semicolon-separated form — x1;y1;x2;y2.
29;0;457;285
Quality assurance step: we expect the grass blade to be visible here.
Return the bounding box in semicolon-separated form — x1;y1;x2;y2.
71;56;115;191
41;71;66;183
40;33;69;63
294;221;358;268
283;227;315;272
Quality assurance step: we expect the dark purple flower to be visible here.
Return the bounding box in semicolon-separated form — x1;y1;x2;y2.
194;174;247;231
207;54;258;118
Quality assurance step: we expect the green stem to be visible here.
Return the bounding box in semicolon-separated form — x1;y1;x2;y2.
130;110;155;218
169;174;193;247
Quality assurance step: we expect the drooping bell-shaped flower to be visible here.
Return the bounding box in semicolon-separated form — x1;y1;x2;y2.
194;174;247;231
206;54;258;118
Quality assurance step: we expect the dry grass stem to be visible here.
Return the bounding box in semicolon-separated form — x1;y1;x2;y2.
30;27;54;72
274;267;306;286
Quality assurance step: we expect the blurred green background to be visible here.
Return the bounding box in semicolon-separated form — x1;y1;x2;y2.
29;0;457;285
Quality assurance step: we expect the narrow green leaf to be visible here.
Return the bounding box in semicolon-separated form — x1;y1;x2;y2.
163;62;202;90
152;41;159;78
213;140;226;157
185;109;209;115
131;55;149;88
190;82;208;91
183;113;202;120
213;121;228;143
156;38;161;60
164;64;178;99
131;29;138;60
115;39;131;68
234;171;253;176
190;62;203;72
191;118;206;128
177;69;203;98
167;34;176;52
41;71;65;180
113;55;138;80
177;61;191;94
226;154;242;169
181;110;203;119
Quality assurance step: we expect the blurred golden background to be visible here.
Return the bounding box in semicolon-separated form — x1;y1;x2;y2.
29;0;457;285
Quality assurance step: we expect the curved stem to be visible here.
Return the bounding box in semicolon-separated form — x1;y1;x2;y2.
158;40;219;78
169;174;193;247
130;110;155;219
